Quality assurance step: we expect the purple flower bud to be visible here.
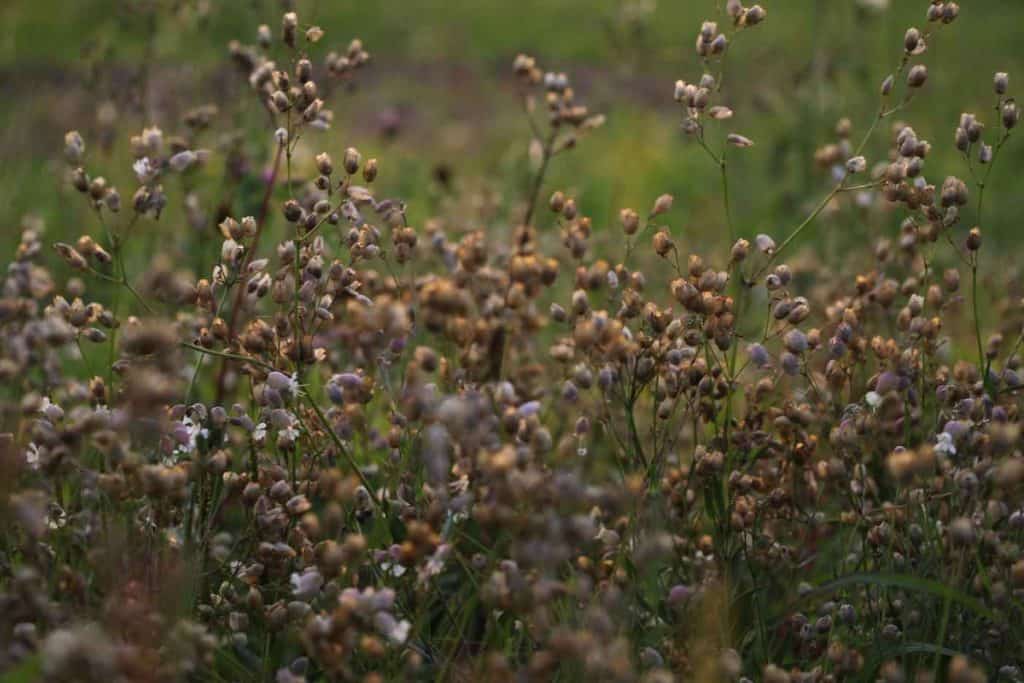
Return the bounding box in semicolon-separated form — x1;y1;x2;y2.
747;343;771;368
335;373;363;389
784;329;808;354
667;584;693;605
326;383;345;405
875;371;902;394
266;371;293;392
780;351;800;376
518;401;541;417
943;420;970;440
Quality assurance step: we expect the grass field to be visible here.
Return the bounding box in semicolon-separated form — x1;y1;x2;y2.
3;0;1024;249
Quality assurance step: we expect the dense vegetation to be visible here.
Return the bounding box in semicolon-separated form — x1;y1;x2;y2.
2;1;1024;681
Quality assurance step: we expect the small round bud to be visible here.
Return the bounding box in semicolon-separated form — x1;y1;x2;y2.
979;143;993;164
64;130;85;164
283;199;303;223
282;12;298;47
730;238;749;262
363;158;378;183
272;90;291;112
296;58;313;84
755;234;776;254
549;191;566;213
726;133;754;148
257;24;272;48
743;5;766;25
315;153;333;176
906;65;928;88
903;28;921;54
652;230;674;257
994;72;1009;95
966;227;982;251
562;199;577;220
620;208;640;235
881;74;895;96
650;194;674;217
306;26;324;44
71;167;90;193
1002;101;1019;130
343;147;361;175
954;126;969;152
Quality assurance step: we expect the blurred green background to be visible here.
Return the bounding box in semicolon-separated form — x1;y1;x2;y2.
1;0;1022;273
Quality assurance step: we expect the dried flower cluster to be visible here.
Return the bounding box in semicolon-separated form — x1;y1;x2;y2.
2;3;1024;682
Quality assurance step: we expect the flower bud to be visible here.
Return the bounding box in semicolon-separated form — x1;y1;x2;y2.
727;133;754;148
650;194;674;217
881;74;895;96
64;130;85;164
652;230;674;257
283;199;303;222
743;5;766;25
343;147;361;175
549;191;566;213
904;28;921;54
994;72;1009;95
966;226;982;251
730;238;749;262
272;90;291;112
620;208;640;235
315;153;333;176
906;65;928;88
363;158;378;183
282;12;298;47
1002;101;1019;130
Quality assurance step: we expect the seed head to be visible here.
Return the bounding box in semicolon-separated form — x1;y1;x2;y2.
903;28;921;54
652;230;674;257
881;74;895;96
966;227;982;252
343;147;362;175
845;156;867;174
306;26;325;44
906;65;928;88
257;24;272;47
363;158;378;183
315;153;333;176
620;208;640;235
727;133;754;148
1002;100;1019;129
730;238;749;262
549;191;566;213
64;131;85;164
743;5;766;26
994;72;1009;95
282;12;298;47
650;194;674;217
